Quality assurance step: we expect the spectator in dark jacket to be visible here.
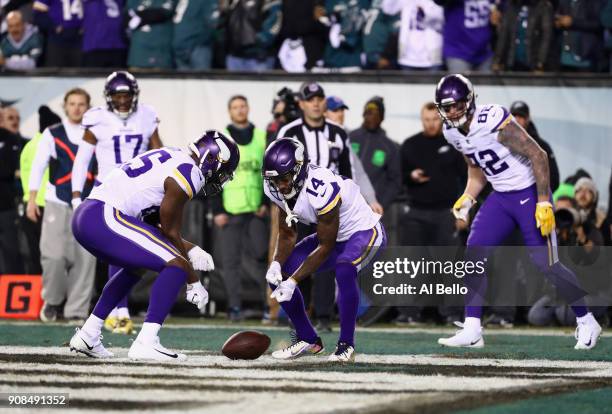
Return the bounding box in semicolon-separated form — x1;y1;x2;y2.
222;0;281;71
33;0;83;67
349;96;401;211
553;0;605;72
493;0;554;72
278;0;328;70
510;101;560;192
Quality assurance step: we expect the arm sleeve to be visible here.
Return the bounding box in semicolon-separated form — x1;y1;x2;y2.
379;142;402;208
29;131;53;191
71;141;95;194
400;139;418;187
338;133;353;179
350;147;377;204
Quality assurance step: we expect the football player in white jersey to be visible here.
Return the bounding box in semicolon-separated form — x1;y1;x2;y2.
434;74;601;350
71;71;163;335
262;138;387;362
69;130;239;361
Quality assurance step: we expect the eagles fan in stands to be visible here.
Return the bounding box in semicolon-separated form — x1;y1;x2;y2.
71;71;163;335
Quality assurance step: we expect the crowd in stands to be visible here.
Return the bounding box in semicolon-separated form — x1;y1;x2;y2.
0;80;611;329
1;0;612;72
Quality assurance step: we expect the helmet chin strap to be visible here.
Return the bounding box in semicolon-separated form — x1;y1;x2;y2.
282;199;299;227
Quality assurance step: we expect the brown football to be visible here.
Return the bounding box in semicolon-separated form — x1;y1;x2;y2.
221;330;271;360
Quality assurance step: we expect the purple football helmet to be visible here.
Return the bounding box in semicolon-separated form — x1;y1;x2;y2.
189;130;240;196
434;74;476;128
104;71;139;120
262;138;308;200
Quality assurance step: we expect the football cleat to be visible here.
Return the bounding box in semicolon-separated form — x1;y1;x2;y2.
271;335;324;360
113;318;135;335
438;321;484;348
128;337;187;362
104;316;118;332
575;313;602;350
69;328;114;358
328;342;355;362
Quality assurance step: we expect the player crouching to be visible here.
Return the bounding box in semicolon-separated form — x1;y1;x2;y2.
68;130;239;361
263;138;387;362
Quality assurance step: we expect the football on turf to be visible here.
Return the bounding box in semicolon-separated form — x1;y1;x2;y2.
221;330;271;360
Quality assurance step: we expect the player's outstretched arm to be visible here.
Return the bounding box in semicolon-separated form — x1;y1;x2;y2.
290;202;341;284
71;129;98;205
272;207;298;267
497;119;550;200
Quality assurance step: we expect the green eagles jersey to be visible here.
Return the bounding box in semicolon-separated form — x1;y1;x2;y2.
127;0;176;68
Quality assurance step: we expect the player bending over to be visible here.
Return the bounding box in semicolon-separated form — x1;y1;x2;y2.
263;138;386;362
69;130;239;361
71;71;163;335
434;74;601;350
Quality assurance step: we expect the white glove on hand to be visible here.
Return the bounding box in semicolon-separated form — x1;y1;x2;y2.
188;246;214;272
270;278;297;303
186;281;209;309
452;193;476;221
71;198;82;210
266;261;283;286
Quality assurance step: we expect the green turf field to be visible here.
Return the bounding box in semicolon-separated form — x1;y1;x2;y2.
1;320;611;413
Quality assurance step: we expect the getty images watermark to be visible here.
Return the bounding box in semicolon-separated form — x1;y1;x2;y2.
369;258;487;296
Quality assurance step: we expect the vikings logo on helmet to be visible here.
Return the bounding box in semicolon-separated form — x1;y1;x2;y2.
262;138;308;200
189;130;240;196
434;74;476;128
104;71;139;120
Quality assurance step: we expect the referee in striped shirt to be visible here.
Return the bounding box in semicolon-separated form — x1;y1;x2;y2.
276;81;352;178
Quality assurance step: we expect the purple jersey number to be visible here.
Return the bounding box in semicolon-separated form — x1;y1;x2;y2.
112;134;144;164
122;149;171;178
466;149;509;176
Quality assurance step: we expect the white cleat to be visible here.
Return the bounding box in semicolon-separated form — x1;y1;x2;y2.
128;337;187;361
69;328;114;358
328;342;355;362
271;336;324;360
438;321;484;348
575;313;602;350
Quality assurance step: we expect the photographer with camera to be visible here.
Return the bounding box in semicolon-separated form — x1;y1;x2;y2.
528;187;608;327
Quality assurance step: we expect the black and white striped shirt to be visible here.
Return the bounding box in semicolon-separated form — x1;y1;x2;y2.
276;117;352;178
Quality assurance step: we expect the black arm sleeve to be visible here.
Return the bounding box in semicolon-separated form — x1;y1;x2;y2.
379;142;402;208
339;133;353;179
210;193;227;216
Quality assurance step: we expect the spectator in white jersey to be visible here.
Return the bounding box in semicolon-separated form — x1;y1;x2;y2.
381;0;444;71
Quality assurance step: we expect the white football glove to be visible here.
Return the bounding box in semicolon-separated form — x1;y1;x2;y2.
266;261;283;286
270;278;297;303
452;193;476;221
186;281;209;310
188;246;214;272
71;198;82;210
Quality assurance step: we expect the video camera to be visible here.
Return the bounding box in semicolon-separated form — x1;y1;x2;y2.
276;87;302;124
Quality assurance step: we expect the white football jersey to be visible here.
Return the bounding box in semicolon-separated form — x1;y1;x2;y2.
81;104;159;181
443;104;535;192
89;147;203;219
264;164;381;241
